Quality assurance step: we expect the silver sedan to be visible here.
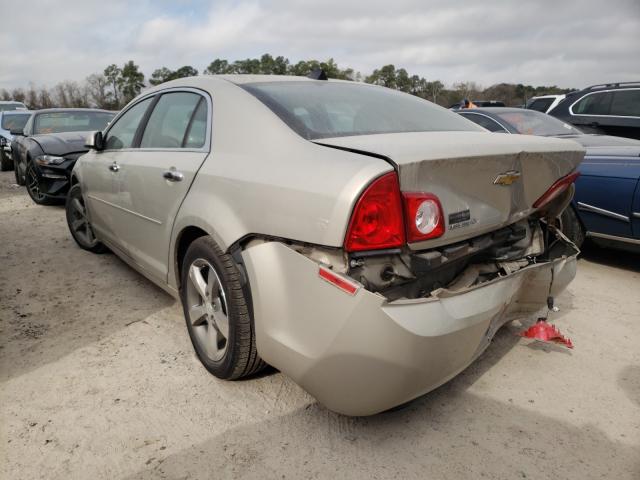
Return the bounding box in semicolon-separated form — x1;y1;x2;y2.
66;75;584;415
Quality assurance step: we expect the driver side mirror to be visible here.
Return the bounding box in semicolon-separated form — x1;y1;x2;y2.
85;131;105;151
9;128;25;136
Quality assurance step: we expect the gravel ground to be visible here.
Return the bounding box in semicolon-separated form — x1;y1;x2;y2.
0;170;639;480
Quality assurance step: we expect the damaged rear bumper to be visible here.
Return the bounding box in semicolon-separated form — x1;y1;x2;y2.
242;238;578;416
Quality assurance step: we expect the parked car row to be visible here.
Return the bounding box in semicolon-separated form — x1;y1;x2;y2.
1;108;115;203
528;82;640;140
457;107;640;252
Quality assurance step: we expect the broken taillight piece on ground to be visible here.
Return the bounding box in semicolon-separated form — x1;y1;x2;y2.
519;320;574;349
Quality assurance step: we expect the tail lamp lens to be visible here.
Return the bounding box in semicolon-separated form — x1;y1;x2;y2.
344;172;405;252
533;171;580;209
403;193;445;242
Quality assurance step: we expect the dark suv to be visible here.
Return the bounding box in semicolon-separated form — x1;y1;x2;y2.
548;82;640;139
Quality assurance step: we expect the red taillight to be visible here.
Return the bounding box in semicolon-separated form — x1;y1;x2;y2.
533;171;580;209
344;172;405;252
403;193;445;242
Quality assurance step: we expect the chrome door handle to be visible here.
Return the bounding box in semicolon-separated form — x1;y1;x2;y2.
163;169;184;182
108;162;120;172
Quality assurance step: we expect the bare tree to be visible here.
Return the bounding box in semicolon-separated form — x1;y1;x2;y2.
86;74;111;109
25;84;39;109
10;88;26;103
38;87;55;109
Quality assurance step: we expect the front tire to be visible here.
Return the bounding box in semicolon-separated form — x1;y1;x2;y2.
559;206;585;248
25;162;57;205
180;236;265;380
14;159;25;185
65;184;107;253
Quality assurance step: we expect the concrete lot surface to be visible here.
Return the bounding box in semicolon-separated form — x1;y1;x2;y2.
1;170;639;479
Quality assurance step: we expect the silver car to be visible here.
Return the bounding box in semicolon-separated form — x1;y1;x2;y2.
67;75;584;415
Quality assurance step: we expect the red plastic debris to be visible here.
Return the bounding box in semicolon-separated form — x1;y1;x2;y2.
518;320;574;349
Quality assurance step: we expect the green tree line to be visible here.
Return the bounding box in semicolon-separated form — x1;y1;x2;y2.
0;54;574;111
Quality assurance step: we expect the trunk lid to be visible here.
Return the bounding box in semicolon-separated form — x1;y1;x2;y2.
316;131;585;249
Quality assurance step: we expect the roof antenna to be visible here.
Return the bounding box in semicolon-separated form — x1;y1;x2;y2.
307;68;328;80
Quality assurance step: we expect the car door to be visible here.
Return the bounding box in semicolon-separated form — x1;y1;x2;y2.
110;89;210;284
83;96;155;248
569;90;615;134
575;154;639;239
631;165;640;239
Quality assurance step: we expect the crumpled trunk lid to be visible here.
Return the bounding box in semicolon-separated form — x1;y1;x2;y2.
316;131;585;249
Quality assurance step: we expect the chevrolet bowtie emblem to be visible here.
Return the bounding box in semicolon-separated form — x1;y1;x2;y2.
493;170;521;186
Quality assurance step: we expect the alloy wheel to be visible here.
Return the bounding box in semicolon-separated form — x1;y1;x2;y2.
26;164;45;201
185;259;229;361
68;194;98;246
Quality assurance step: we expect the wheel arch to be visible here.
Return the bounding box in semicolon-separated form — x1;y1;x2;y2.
174;225;210;290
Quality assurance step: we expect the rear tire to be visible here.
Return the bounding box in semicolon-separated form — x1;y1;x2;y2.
180;236;265;380
65;184;107;253
0;151;12;171
559;206;585;248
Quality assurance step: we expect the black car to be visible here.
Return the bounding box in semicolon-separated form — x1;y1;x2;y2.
547;82;640;139
11;109;115;204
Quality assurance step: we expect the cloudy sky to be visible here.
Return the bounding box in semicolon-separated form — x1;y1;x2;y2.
2;0;639;90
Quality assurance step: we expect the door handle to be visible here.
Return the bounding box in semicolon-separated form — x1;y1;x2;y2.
163;169;184;182
108;162;120;172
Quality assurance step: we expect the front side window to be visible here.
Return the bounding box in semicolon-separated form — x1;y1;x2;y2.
104;97;154;150
609;89;640;117
34;111;115;135
241;81;483;140
461;113;507;132
1;113;31;131
573;92;613;115
140;92;205;149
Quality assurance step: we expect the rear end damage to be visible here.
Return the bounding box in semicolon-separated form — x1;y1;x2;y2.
241;222;577;416
240;134;584;415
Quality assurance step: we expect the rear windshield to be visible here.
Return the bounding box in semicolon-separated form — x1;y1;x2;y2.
1;113;31;131
241;81;483;140
494;109;582;136
0;102;26;112
34;111;115;135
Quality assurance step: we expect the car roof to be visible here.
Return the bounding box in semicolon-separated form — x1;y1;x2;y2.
32;108;114;114
459;107;525;115
0;110;32;115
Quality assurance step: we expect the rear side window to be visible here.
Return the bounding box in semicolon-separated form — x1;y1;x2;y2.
105;97;153;150
609;89;640;117
573;91;613;115
241;81;483;140
461;113;507;132
140;92;205;149
527;98;554;112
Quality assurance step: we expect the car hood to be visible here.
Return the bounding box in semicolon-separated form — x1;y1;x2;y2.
31;131;91;156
